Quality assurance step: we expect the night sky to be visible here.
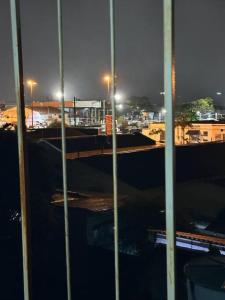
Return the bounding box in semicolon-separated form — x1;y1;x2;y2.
0;0;225;105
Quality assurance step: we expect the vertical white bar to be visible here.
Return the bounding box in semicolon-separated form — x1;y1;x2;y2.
109;1;120;300
10;0;32;299
57;1;72;300
164;0;176;300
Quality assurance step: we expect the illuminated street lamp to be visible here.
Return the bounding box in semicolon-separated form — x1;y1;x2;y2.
216;92;222;96
56;91;63;99
115;93;122;102
196;110;201;120
103;75;111;95
102;75;111;122
27;79;37;127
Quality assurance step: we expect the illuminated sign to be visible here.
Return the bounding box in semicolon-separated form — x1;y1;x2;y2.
105;115;112;135
75;100;101;108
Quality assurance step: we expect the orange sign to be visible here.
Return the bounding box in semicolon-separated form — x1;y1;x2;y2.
105;115;112;135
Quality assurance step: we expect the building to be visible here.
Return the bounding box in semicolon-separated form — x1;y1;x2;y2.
33;100;74;108
31;106;70;126
0;107;42;127
142;121;225;144
0;106;71;128
33;100;103;125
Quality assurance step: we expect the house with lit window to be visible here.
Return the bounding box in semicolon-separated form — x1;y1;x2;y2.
142;121;225;144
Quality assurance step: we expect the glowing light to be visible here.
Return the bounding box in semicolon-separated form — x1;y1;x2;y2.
27;79;37;87
117;104;123;110
115;94;122;101
103;75;111;83
56;91;64;99
216;92;222;95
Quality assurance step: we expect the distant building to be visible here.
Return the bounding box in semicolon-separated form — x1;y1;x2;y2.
32;100;102;125
0;106;70;127
0;101;102;128
142;121;225;144
32;106;70;126
33;100;74;108
0;107;42;127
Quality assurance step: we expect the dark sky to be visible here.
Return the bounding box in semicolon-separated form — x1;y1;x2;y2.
1;0;225;105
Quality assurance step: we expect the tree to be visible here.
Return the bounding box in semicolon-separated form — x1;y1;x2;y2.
191;97;214;114
129;96;153;111
178;97;215;121
175;112;193;144
148;128;165;142
175;97;215;143
175;102;196;144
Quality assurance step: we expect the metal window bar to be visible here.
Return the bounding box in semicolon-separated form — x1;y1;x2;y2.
109;1;120;300
10;0;32;299
57;1;72;300
164;0;176;300
9;1;177;300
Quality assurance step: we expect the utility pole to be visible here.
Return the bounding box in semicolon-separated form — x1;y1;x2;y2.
103;99;106;123
73;97;76;126
27;80;37;127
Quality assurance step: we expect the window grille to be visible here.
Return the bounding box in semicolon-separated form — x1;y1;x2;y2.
10;0;176;300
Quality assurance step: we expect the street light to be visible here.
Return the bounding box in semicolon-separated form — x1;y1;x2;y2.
196;110;201;120
56;91;63;99
102;75;111;122
27;79;37;127
103;75;111;95
117;104;123;110
115;93;122;102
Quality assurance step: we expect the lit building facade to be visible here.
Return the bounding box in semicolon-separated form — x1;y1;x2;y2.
142;121;225;144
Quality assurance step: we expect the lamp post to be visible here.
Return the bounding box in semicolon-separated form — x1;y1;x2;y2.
27;80;37;127
103;75;111;121
104;75;111;96
73;97;76;126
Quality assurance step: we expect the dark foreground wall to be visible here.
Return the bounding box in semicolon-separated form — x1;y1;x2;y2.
0;132;68;300
78;142;225;189
28;126;99;138
43;133;155;152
